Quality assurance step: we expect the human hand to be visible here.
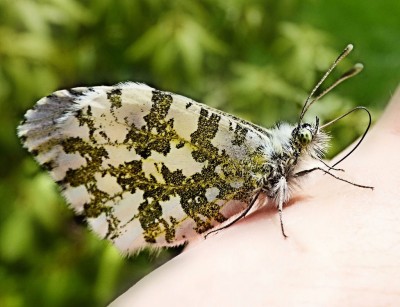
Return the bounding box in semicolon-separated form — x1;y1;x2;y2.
111;86;400;307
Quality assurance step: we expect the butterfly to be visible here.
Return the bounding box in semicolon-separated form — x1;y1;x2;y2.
18;44;372;255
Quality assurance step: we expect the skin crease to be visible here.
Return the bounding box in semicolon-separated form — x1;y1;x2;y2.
111;86;400;307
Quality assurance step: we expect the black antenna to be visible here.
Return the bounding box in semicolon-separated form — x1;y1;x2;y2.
320;106;372;168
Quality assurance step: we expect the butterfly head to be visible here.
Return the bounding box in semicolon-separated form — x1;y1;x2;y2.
292;117;320;148
296;124;313;146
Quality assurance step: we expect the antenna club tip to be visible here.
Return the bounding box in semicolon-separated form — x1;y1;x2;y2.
346;44;354;51
354;63;364;71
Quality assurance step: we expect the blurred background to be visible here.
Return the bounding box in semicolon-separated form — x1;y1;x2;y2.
1;0;399;306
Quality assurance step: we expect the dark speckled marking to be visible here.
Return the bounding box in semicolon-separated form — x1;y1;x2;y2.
41;160;55;171
67;88;83;96
176;141;185;149
124;90;174;159
232;124;248;146
190;108;221;163
228;121;233;131
107;88;122;108
60;135;124;239
61;137;110;216
31;149;39;157
76;106;97;143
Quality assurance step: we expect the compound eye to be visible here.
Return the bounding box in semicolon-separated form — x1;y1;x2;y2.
298;128;312;145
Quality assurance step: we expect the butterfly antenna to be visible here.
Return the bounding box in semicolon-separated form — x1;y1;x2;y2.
320;106;372;168
299;44;358;125
305;63;363;115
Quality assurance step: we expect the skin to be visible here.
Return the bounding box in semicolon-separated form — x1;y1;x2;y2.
111;87;400;307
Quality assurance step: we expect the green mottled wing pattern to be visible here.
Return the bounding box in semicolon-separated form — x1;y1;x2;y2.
18;83;271;254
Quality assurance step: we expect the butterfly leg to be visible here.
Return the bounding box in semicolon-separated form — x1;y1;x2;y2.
204;188;262;239
278;198;288;238
275;176;289;238
295;167;373;189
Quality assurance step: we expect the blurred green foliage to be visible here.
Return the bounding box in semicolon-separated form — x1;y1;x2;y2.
1;0;398;306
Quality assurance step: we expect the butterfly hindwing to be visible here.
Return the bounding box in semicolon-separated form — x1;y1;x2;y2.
18;82;270;254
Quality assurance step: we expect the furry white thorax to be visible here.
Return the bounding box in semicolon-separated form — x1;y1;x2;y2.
260;121;329;207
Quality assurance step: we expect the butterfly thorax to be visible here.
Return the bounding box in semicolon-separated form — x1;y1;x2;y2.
259;121;328;204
